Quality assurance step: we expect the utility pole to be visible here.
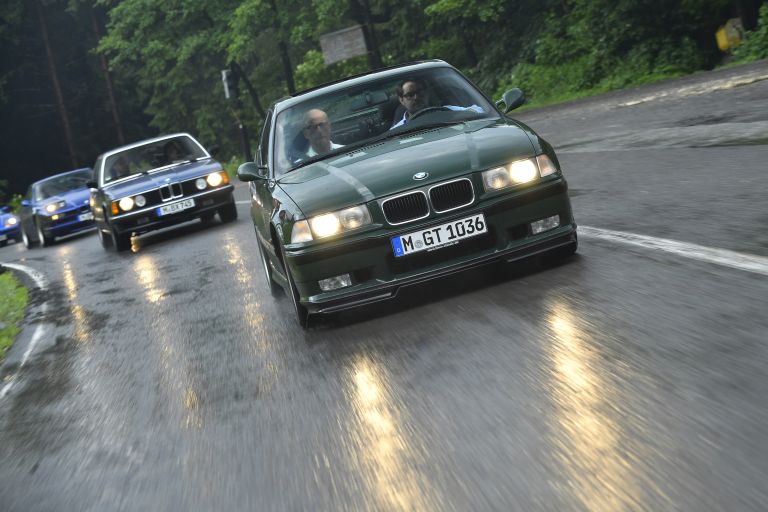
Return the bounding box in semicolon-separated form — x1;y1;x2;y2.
222;67;251;162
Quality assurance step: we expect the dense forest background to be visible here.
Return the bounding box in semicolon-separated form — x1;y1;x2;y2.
1;0;766;200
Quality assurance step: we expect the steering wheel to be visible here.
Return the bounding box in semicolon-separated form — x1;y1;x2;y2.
408;106;452;121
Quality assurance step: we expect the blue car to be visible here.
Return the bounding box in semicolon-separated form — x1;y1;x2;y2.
0;206;22;247
18;168;96;248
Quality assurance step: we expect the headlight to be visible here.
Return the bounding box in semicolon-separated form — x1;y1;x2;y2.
195;178;207;190
44;200;66;214
482;156;553;191
295;205;373;243
5;216;18;227
134;194;146;208
118;197;135;212
206;171;228;187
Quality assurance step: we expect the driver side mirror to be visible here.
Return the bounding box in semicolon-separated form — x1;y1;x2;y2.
237;161;267;182
496;88;525;113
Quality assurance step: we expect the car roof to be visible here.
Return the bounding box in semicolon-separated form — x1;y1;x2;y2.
96;132;201;160
272;60;454;112
34;167;93;185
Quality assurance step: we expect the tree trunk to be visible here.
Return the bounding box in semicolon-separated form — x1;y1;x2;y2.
269;0;296;95
35;0;78;168
90;7;125;145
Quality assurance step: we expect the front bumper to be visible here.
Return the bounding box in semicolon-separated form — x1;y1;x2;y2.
38;209;95;238
285;177;576;314
108;185;234;235
0;225;21;242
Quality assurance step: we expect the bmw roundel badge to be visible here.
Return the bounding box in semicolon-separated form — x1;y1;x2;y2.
413;172;429;181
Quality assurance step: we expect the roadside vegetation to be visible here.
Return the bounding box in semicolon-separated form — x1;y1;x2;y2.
1;0;767;202
0;269;28;360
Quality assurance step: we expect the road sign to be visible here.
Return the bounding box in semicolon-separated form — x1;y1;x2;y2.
319;25;368;65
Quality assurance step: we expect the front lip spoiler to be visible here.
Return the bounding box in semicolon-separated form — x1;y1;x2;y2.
303;227;577;314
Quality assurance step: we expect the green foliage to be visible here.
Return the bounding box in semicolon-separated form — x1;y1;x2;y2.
734;4;768;61
0;271;28;360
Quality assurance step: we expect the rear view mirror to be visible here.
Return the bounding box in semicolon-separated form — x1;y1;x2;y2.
496;88;525;113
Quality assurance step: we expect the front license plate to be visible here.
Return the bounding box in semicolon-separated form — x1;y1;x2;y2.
78;212;94;222
391;213;487;257
156;198;195;216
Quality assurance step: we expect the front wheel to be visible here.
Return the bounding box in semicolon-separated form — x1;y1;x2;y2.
258;239;281;296
21;227;34;248
280;243;310;329
218;201;238;223
36;219;54;247
97;227;113;249
111;228;131;252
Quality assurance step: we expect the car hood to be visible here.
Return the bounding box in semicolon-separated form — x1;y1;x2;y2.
103;159;222;198
39;187;91;210
278;119;536;217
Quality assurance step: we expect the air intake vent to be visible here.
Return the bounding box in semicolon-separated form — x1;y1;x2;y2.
382;192;429;225
429;179;474;212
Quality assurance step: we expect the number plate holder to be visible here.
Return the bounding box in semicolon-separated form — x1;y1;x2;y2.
391;213;487;257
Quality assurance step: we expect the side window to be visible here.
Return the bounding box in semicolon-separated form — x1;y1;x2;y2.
259;111;273;167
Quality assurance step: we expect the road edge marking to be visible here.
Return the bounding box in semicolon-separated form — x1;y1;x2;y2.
0;263;49;399
580;226;768;277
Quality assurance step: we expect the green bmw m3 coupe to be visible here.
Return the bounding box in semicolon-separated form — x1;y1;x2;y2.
238;60;577;327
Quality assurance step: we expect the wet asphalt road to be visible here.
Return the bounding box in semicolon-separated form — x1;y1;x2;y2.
1;61;767;511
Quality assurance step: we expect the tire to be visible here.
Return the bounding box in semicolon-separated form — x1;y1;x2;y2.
218;200;238;223
14;233;22;243
280;243;310;329
111;228;131;252
36;219;54;247
258;239;281;296
21;227;34;249
97;227;113;249
0;240;6;248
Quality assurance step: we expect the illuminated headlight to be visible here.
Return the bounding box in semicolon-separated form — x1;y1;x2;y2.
482;156;555;191
509;159;538;183
134;194;146;208
5;216;18;227
206;171;228;187
195;178;207;190
308;205;372;240
118;197;135;212
44;200;66;214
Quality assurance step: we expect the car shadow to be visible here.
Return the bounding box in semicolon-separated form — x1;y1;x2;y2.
128;217;234;253
311;253;581;330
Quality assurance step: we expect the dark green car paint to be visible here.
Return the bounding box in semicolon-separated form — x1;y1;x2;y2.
240;60;577;324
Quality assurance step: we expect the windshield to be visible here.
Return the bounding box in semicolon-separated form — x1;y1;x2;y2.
273;67;497;176
101;135;207;184
33;169;92;201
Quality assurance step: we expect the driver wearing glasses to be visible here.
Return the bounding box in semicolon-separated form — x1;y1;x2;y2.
302;109;344;158
391;78;484;129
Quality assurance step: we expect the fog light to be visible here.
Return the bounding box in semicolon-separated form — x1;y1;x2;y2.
51;214;60;220
530;215;560;234
318;274;352;292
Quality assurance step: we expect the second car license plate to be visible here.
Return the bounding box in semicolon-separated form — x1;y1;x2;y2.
391;213;487;257
78;212;94;221
157;198;195;216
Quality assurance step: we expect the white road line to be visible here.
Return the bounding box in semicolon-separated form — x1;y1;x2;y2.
580;226;768;277
0;263;49;399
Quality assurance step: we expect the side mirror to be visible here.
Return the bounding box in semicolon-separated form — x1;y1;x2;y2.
208;145;221;158
237;162;266;182
86;180;98;189
495;88;525;113
21;200;31;207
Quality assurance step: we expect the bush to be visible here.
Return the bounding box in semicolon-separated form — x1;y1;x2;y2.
734;4;768;62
